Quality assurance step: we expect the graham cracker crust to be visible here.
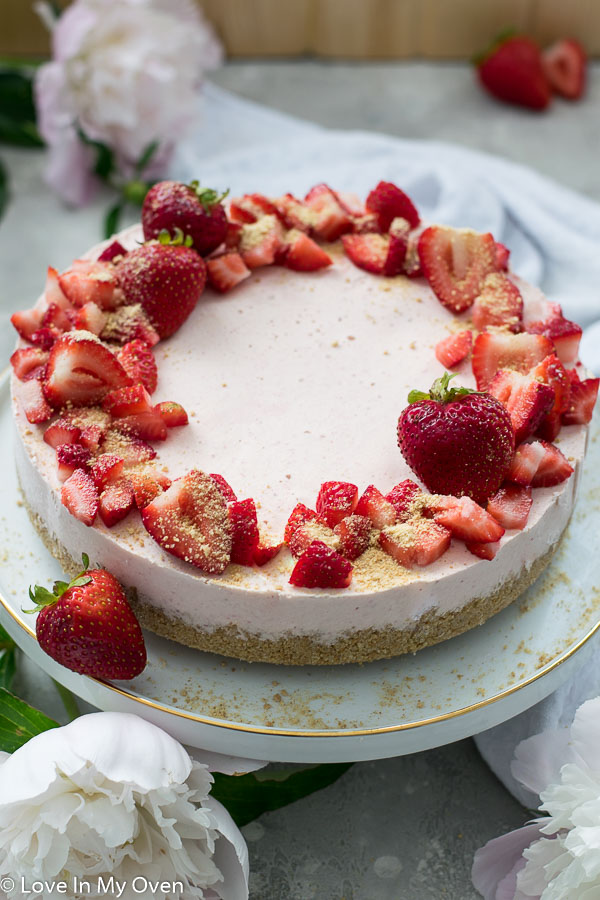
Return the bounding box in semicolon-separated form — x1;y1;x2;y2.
21;491;560;666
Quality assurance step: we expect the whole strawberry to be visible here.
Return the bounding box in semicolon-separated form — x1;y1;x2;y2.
475;33;551;110
397;373;515;504
142;180;229;256
117;232;206;339
27;554;146;680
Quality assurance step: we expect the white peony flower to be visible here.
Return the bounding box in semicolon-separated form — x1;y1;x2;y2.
473;697;600;899
34;0;223;205
0;711;258;900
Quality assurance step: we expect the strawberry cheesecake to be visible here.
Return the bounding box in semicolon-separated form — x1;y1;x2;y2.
10;181;598;666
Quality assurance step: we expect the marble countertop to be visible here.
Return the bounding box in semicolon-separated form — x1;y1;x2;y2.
3;60;598;899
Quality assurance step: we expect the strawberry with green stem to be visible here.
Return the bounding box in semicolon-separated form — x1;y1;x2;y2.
142;179;229;256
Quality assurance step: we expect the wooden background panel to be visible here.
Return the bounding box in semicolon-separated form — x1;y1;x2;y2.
202;0;312;56
417;0;535;57
312;0;420;58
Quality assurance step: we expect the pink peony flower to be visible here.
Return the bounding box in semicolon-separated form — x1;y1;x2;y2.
35;0;223;206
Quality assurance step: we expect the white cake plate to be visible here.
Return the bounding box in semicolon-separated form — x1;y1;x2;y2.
2;370;599;762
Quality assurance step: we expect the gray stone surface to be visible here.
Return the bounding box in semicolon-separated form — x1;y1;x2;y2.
4;58;595;897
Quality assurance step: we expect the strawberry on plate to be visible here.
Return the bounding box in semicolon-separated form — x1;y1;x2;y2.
418;226;498;313
365;181;420;231
27;553;146;679
141;469;232;574
542;38;586;100
487;484;533;530
471;331;554;390
316;481;359;528
475;33;551;110
397;372;514;504
289;541;353;589
43;332;132;408
142;180;229;256
379;519;451;568
435;330;473;369
206;252;252;293
507;440;573;487
471;273;524;332
116;236;206;339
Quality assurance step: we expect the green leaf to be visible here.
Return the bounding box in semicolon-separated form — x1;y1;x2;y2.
104;201;123;240
78;128;114;180
0;649;16;691
0;688;59;753
0;158;7;221
0;70;44;147
0;621;14;652
135;140;159;176
210;762;353;827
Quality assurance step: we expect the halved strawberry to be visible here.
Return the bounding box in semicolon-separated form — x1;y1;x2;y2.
98;479;135;527
41;302;73;334
562;377;599;425
341;231;406;277
229;193;283;224
284;503;317;544
43;332;132;408
97;240;127;263
283;231;332;271
526;314;582;365
59;259;124;310
365;181;420;231
19;379;53;424
56;443;92;482
289;520;339;558
304;184;353;241
435;330;473;369
385;480;422;519
60;468;99;526
128;471;171;509
89;453;125;491
316;481;358;528
141;469;232;573
487;369;555;443
11;307;45;342
114;413;168;443
101;304;160;347
74;302;108;336
466;541;500;560
103;385;168;442
206;253;252;293
229;499;260;566
487;483;533;530
239;215;284;269
155;401;188;427
210;474;237;503
10;347;49;381
43;418;82;450
433;495;505;543
379;519;451;568
532;353;571;440
253;543;283;566
542;38;586;100
507;440;573;487
43;265;73;311
334;514;372;560
355;485;396;528
117;340;158;394
471;331;554;390
418;226;498;313
471;273;523;333
289;541;353;589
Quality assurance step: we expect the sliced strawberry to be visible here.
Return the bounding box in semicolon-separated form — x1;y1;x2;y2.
239;215;284;269
355;485;396;528
289;541;353;589
59;408;111;451
435;330;473;369
466;541;500;560
43;265;73;311
507;440;573;487
495;242;510;271
103;383;153;417
253;543;283;566
229;499;260;566
379;519;451;568
471;331;554;390
98;478;135;527
562;377;599;425
60;468;99;526
11;307;45;342
542;38;586;100
97;240;127;263
526;314;582;365
101;304;160;347
536;410;562;443
154;400;188;427
56;443;92;482
43;418;82;450
334;514;372;560
304;184;353;241
210;474;237;503
41;302;73;334
471;273;523;333
341;231;406;277
273;194;313;232
117;340;158;394
102;427;157;466
403;231;423;278
433;495;505;543
418;226;498;313
316;481;358;528
43;332;131;408
59;259;124;310
89;453;125;491
229;193;283;224
336;191;367;218
487;483;533;530
284;502;317;543
365;181;420;231
206;252;252;293
20;379;53;424
385;480;422;519
351;212;380;234
129;471;171;509
10;347;49;381
487;369;555;443
74;302;108;336
532;353;571;439
283;231;332;271
288;520;339;558
114;413;168;443
141;469;232;574
30;327;60;350
224;221;243;250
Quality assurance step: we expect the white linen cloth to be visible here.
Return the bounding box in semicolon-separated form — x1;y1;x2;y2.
172;82;600;802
